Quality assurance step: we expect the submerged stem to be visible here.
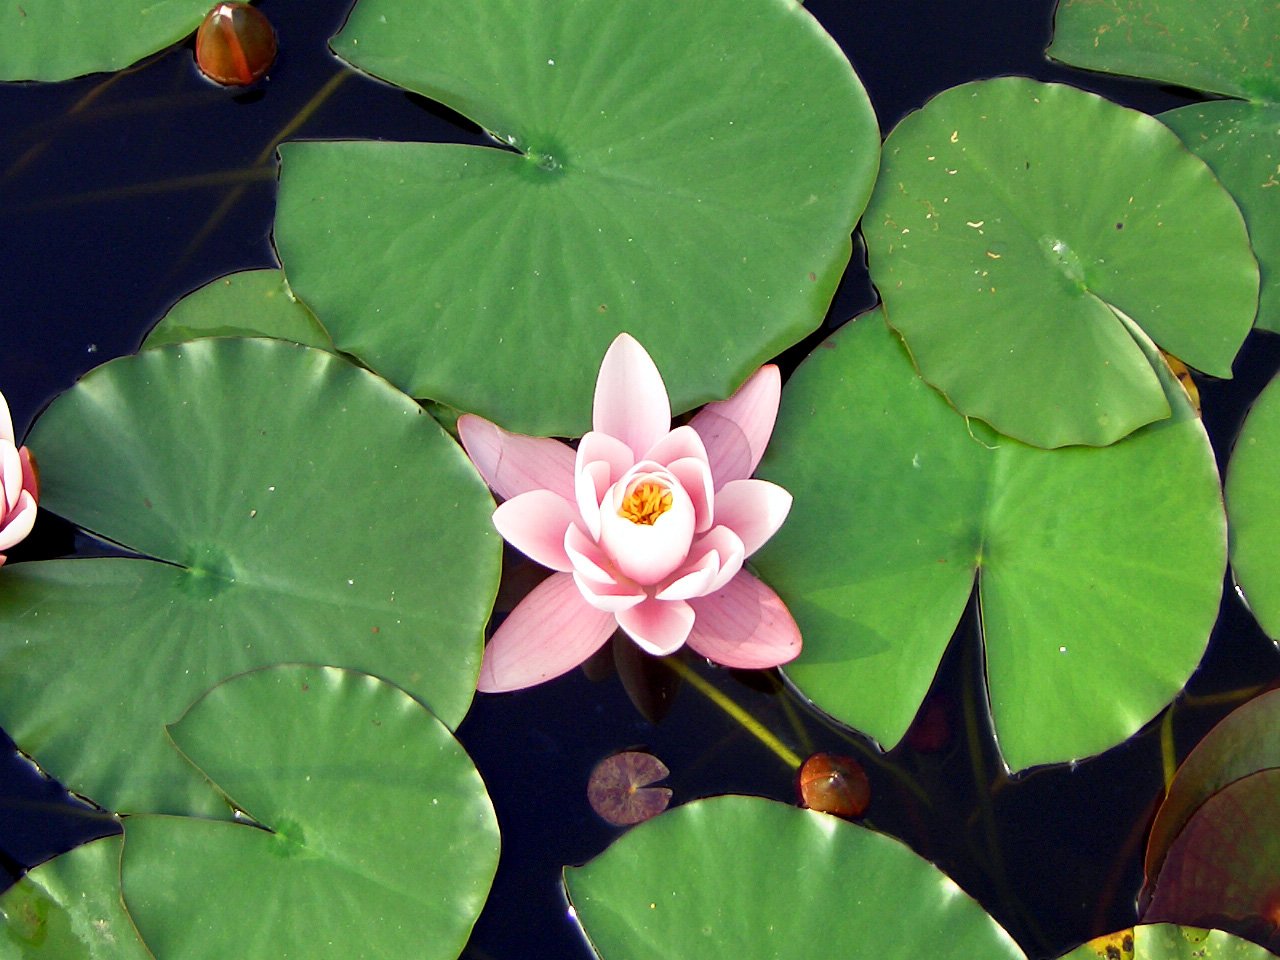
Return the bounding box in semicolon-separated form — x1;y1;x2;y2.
666;658;803;770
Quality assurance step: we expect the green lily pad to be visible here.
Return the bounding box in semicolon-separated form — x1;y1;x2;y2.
1059;924;1277;960
1225;373;1280;638
565;795;1025;960
1048;0;1280;103
754;311;1225;770
275;0;878;437
0;0;209;83
862;77;1258;448
1145;690;1280;898
0;338;500;815
143;270;333;351
1144;768;1280;944
1160;102;1280;334
121;665;498;960
0;836;152;960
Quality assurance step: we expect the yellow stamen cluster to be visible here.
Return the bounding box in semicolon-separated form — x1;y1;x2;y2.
618;478;673;526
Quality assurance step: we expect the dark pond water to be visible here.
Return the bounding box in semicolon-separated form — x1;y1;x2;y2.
2;1;1279;957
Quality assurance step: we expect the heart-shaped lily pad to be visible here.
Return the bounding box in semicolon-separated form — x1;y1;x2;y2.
275;0;879;437
1225;373;1280;638
143;269;333;351
121;664;498;960
862;77;1258;448
0;836;152;959
0;0;210;82
564;795;1026;960
1059;924;1277;960
0;338;500;815
754;311;1225;771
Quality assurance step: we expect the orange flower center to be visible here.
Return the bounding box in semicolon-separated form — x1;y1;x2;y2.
618;478;673;526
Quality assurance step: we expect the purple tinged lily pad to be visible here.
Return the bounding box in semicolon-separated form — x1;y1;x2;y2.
588;751;672;827
1144;689;1280;900
1144;768;1280;952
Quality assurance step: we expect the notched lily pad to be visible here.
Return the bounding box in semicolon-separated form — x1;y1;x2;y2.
862;77;1258;448
0;338;500;815
755;310;1225;770
1059;924;1277;960
587;751;671;826
120;665;499;960
276;0;879;437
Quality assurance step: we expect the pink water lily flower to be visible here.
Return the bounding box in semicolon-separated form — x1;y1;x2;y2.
459;333;801;693
0;390;38;566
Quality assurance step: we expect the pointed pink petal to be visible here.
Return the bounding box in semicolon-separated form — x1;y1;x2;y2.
711;479;792;557
564;523;618;586
599;473;695;585
686;571;801;669
617;597;694;656
492;490;578;572
666;455;714;534
689;525;746;595
458;414;575;502
645;426;709;469
572;572;646;613
690;365;781;490
656;550;720;601
0;392;13;446
576;431;634;540
477;573;617;692
593;334;671;460
0;491;36;551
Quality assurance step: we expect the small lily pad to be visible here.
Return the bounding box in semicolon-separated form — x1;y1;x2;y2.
862;77;1258;448
587;751;671;827
565;795;1026;960
121;665;498;960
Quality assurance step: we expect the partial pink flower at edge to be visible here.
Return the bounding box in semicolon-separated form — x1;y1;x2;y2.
0;390;38;566
460;334;801;693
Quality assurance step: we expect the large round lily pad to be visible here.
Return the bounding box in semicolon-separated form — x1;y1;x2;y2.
754;311;1225;771
862;77;1258;448
0;0;209;82
565;795;1026;960
121;665;498;960
0;338;500;815
275;0;879;437
0;836;151;960
1225;373;1280;638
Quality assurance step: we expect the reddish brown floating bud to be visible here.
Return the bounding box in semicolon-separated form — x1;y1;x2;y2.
195;2;276;86
797;752;869;818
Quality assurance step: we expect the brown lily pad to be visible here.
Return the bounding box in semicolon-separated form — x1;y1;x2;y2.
587;751;672;827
